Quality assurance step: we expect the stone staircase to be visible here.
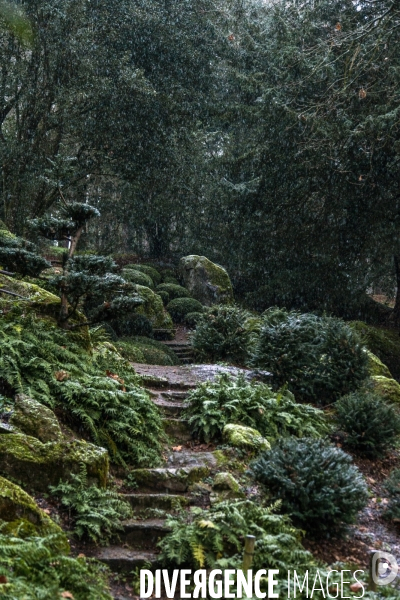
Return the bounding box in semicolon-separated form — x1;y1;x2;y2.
162;341;195;365
93;375;215;584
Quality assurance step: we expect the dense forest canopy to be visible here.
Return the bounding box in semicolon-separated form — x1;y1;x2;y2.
0;0;399;316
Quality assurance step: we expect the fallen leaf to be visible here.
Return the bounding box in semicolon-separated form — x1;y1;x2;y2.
0;576;7;584
43;508;51;515
359;88;367;99
55;370;69;382
335;22;342;30
61;593;74;599
77;553;85;558
173;445;182;451
350;582;364;592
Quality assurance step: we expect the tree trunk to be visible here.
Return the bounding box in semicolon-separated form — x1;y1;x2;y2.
392;255;400;325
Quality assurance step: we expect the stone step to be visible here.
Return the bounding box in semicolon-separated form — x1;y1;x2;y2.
131;465;210;492
160;390;189;402
124;493;190;514
120;518;170;548
163;418;191;442
95;547;159;573
153;400;185;418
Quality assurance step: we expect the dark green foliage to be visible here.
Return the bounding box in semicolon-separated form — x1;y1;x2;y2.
252;309;368;403
163;276;180;285
190;305;254;364
158;499;323;599
126;264;162;286
0;314;163;466
184;311;203;328
117;336;180;366
157;283;190;300
111;314;153;338
250;438;368;537
31;203;100;239
167;297;203;323
50;465;132;544
157;290;170;306
184;374;328;443
122;268;154;289
336;391;400;457
0;229;50;277
383;469;400;523
0;531;112;599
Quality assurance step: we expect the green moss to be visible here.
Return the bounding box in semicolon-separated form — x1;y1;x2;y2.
179;255;234;306
10;394;63;443
0;273;60;316
156;283;190;299
371;376;400;404
0;476;66;540
167;297;204;323
212;472;241;493
350;321;400;380
222;424;271;451
212;449;230;467
133;285;173;329
366;349;392;378
0;434;109;492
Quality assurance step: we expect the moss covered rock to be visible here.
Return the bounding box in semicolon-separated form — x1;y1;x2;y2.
350;321;400;380
0;476;65;539
10;394;63;443
212;472;241;493
0;273;60;318
222;424;271;451
0;434;108;491
366;350;392;378
180;255;234;306
133;285;173;330
371;376;400;404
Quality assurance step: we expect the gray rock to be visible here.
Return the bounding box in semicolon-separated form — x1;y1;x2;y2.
10;394;63;443
179;255;234;306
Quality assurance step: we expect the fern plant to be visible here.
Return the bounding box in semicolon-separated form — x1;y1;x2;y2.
0;532;112;599
0;313;164;466
183;374;329;443
50;465;132;544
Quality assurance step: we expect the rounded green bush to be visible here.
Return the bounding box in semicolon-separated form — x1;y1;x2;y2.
250;438;368;538
122;268;154;289
111;313;153;338
191;305;254;364
126;264;162;286
157;283;190;300
336;390;400;457
118;336;179;366
163;276;180;285
166;298;204;323
184;311;203;328
252;308;369;403
157;290;170;306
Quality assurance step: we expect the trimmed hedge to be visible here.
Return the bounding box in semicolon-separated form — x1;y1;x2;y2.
167;298;203;323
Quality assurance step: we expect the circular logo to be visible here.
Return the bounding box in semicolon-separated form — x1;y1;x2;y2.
372;551;398;586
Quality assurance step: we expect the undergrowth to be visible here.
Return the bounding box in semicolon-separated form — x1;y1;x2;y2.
183;374;329;443
50;465;132;544
0;312;163;466
0;531;112;600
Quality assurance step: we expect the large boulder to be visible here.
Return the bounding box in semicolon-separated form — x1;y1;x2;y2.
223;424;270;452
10;394;63;443
134;285;174;330
366;350;392;378
179;255;234;306
371;376;400;404
0;433;108;491
0;476;65;539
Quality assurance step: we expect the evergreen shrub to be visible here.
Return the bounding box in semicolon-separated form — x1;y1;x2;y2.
190;305;255;364
336;391;400;457
157;290;170;306
250;438;368;537
126;264;162;285
383;469;400;522
184;374;328;443
252;308;368;403
184;311;203;328
111;313;153;338
122;268;154;288
167;297;203;323
118;336;180;366
157;283;190;300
